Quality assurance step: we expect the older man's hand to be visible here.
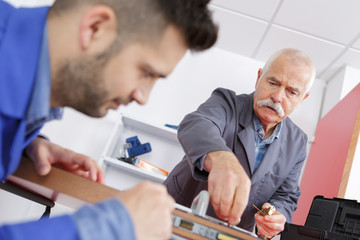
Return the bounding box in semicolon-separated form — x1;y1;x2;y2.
204;150;251;225
255;203;286;239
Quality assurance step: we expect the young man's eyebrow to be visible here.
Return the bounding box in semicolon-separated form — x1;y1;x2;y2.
143;64;166;78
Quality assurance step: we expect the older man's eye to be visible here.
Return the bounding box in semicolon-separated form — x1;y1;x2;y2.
288;90;298;96
268;81;277;86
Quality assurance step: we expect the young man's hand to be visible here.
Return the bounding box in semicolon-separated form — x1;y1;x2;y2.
25;137;105;183
116;181;175;240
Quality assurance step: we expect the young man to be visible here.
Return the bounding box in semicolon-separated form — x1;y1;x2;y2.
0;0;218;239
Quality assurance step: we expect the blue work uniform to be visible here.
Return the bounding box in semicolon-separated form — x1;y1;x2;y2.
0;2;135;239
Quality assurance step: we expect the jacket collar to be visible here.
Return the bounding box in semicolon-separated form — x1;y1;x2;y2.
0;3;50;118
238;92;255;129
236;92;289;182
237;93;256;175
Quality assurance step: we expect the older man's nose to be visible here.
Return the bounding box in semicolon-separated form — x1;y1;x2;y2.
271;88;285;103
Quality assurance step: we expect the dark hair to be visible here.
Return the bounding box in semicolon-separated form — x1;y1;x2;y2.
156;0;218;51
49;0;218;52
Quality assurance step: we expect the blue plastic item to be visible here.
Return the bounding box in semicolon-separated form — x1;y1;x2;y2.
164;124;179;130
125;136;152;157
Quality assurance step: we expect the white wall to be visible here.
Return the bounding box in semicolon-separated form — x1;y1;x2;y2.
321;67;346;118
321;65;360;118
341;66;360;101
118;49;261;127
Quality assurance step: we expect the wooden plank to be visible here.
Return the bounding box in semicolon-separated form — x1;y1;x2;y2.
9;157;259;239
338;107;360;197
9;157;118;208
172;226;210;240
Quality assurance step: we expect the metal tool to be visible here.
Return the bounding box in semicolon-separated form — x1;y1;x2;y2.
172;191;261;240
252;204;275;216
190;190;210;217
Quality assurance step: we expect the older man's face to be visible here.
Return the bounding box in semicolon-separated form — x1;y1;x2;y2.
253;56;312;128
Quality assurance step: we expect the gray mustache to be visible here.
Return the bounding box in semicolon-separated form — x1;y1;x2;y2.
257;99;285;117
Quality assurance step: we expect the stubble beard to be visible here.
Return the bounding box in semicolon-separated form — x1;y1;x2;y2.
51;55;110;118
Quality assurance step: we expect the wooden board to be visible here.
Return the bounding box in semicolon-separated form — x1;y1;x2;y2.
338;107;360;197
8;157;259;240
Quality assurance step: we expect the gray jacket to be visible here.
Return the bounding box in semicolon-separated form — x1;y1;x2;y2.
164;87;307;231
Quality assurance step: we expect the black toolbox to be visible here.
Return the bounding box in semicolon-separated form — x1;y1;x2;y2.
281;223;359;240
281;196;360;240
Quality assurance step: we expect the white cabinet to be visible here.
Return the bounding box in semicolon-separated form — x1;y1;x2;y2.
100;115;185;190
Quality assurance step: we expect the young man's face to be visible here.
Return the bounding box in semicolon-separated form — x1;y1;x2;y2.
54;25;187;117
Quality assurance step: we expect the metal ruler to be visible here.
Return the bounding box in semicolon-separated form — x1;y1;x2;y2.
171;191;261;240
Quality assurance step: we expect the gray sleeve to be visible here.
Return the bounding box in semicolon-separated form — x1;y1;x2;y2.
178;88;236;180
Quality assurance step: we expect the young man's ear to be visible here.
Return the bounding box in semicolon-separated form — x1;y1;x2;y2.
79;5;117;51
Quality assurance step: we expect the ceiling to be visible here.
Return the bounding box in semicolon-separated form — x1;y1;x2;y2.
209;0;360;81
7;0;360;81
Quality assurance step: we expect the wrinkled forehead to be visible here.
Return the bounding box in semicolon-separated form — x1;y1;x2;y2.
266;56;313;87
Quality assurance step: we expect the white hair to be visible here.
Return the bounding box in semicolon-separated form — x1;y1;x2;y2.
262;48;316;93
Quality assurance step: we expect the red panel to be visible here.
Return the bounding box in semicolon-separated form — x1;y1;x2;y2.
292;83;360;225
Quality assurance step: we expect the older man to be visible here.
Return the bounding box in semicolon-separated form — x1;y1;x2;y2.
165;48;315;239
0;0;217;239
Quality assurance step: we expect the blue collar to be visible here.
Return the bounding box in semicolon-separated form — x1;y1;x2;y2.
253;114;282;143
0;3;50;118
26;21;63;136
